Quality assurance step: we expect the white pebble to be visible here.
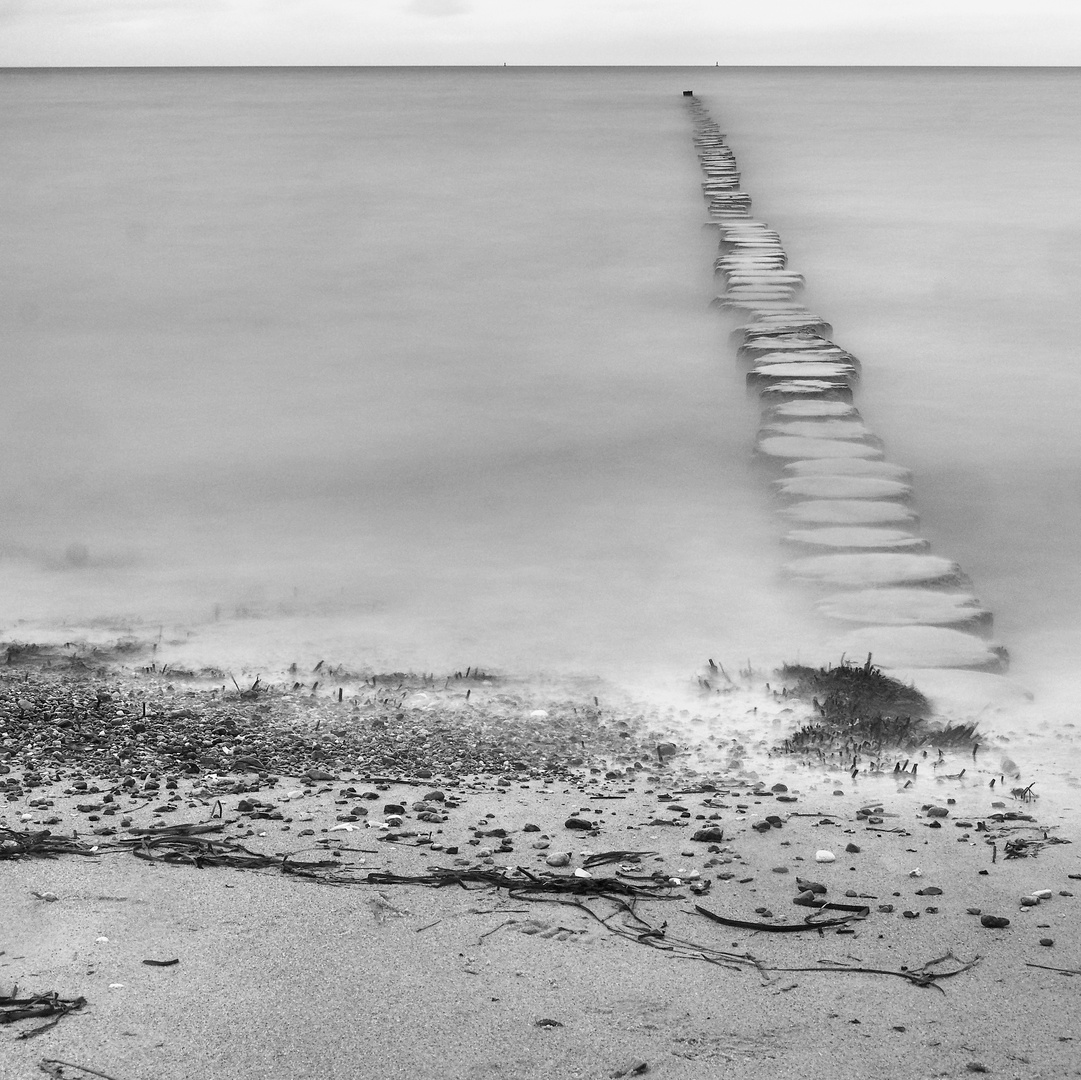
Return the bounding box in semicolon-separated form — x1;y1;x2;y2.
814;850;835;863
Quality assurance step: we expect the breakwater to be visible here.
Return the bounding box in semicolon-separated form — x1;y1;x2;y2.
683;93;1009;676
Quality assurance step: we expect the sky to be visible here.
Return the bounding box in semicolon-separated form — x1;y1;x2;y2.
0;0;1080;66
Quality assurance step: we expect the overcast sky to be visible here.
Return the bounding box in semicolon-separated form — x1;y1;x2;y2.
1;0;1079;66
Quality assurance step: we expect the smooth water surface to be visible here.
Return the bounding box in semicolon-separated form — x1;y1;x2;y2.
1;68;1079;717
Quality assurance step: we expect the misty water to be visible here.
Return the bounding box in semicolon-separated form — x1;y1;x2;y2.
2;68;1080;760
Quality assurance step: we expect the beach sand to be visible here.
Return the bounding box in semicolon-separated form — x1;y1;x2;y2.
2;659;1080;1080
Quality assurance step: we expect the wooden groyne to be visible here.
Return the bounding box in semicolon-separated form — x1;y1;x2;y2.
683;94;1009;675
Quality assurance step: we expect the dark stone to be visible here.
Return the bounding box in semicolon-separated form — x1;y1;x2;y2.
980;915;1011;928
564;817;595;831
691;826;725;842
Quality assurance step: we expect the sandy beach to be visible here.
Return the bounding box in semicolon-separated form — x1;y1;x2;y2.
3;651;1080;1080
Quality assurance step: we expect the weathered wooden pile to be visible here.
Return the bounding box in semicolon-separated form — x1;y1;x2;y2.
684;93;1008;674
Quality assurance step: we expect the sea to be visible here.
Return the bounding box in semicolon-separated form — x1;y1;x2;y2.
2;67;1080;746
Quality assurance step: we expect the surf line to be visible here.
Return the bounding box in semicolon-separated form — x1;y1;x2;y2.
681;92;1008;676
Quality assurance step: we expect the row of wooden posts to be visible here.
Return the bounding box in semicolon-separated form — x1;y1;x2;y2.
683;93;1008;674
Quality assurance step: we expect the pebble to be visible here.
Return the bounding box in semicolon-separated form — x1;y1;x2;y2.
545;852;571;867
1020;895;1040;907
844;843;860;854
692;827;725;842
925;806;949;818
564;817;594;831
980;915;1010;929
1040;938;1054;947
814;850;835;863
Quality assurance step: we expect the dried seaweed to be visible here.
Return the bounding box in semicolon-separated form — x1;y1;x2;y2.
1025;962;1081;977
39;1060;126;1080
360;866;684;901
695;901;870;933
581;850;659;869
0;828;101;861
766;950;981;993
0;987;87;1039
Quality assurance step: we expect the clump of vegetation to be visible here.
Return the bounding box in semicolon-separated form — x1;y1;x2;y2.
776;655;978;758
779;655;930;721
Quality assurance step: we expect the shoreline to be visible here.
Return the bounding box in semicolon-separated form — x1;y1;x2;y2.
3;645;1080;1079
